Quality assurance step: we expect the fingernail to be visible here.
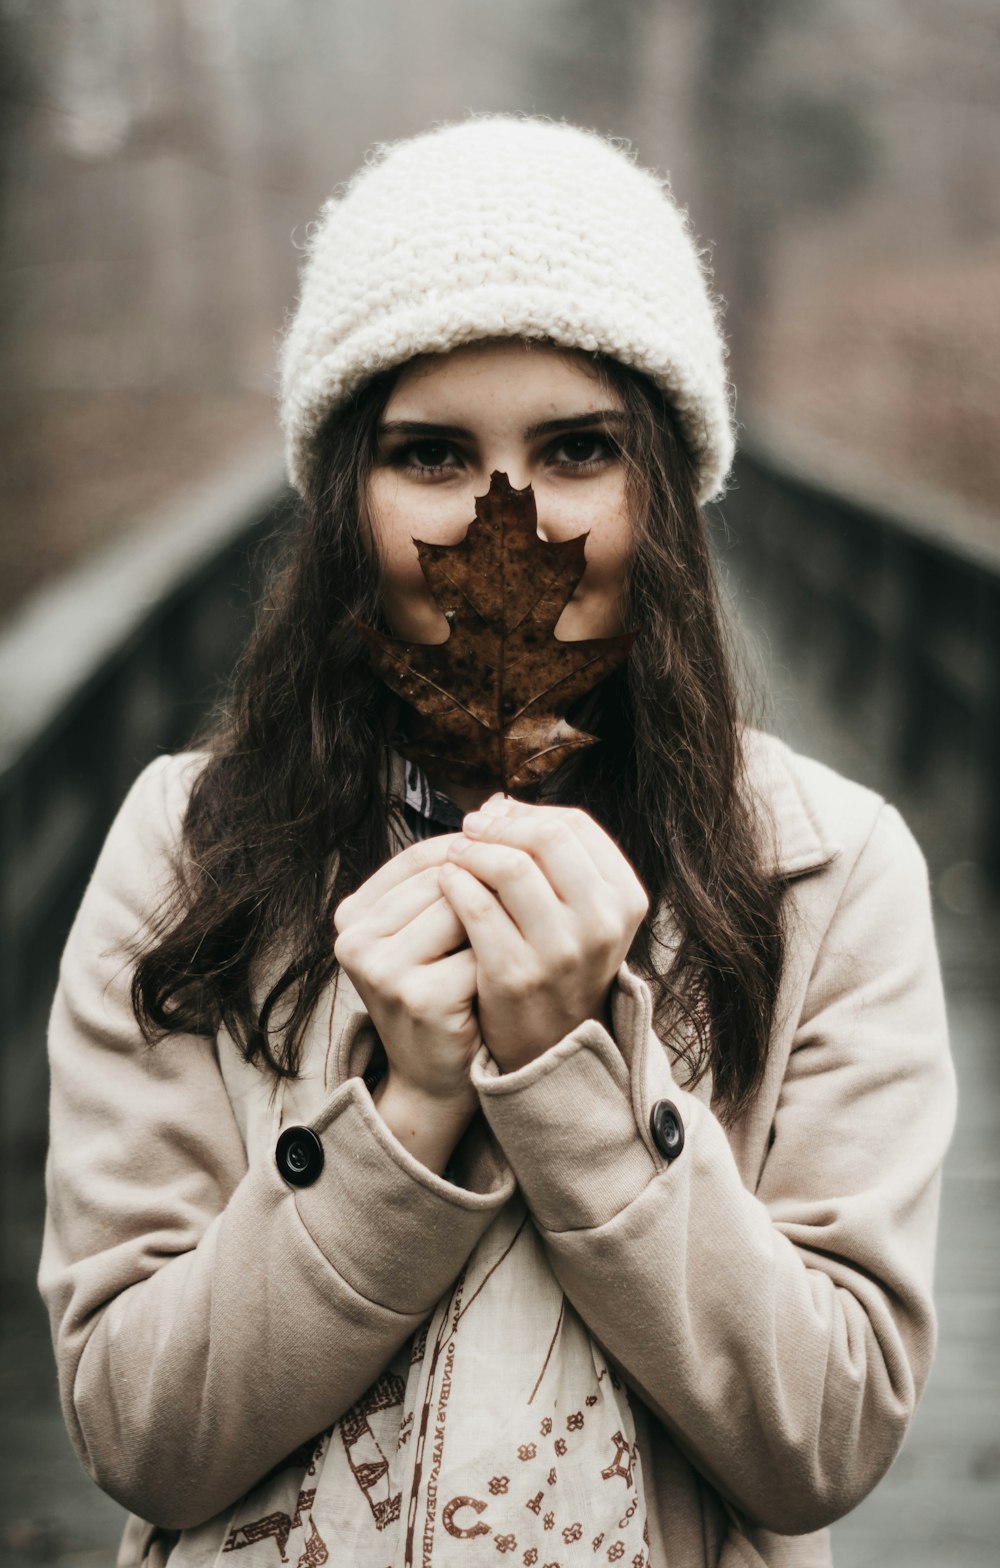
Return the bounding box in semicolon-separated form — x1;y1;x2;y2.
480;795;510;815
462;811;487;834
447;838;469;857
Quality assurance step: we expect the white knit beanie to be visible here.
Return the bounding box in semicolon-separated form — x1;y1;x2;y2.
279;115;735;504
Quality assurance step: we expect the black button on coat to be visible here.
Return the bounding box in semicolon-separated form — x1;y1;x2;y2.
650;1099;685;1162
275;1126;325;1187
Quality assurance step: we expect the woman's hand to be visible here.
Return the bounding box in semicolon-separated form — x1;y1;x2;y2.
333;836;482;1172
437;797;649;1073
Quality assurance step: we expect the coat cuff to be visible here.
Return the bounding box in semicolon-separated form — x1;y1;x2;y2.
290;1077;515;1314
471;963;687;1232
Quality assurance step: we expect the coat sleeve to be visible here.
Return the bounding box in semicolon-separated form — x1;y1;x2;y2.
470;801;956;1535
37;755;513;1533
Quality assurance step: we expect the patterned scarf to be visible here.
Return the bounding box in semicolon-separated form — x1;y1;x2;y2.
171;1198;649;1568
402;761;466;841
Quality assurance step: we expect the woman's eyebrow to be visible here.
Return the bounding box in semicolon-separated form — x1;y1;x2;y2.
378;411;627;440
525;410;626;439
378;420;471;439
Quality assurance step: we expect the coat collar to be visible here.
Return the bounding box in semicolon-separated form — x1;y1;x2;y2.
387;728;841;880
740;727;842;879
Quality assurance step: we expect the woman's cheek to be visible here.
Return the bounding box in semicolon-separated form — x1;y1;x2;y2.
556;533;632;640
379;566;451;644
365;477;444;641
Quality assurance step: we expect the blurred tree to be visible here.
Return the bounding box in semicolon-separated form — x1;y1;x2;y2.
692;0;874;377
526;0;647;139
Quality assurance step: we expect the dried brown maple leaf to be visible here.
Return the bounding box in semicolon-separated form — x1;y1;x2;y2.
357;470;637;791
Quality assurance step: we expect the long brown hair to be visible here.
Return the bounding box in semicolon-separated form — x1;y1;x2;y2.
132;352;786;1124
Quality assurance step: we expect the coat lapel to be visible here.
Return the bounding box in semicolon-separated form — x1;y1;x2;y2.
740;728;842;879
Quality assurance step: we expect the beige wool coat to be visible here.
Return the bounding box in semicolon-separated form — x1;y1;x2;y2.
38;728;956;1568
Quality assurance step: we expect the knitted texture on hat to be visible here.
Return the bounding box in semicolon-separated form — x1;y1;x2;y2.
279;115;735;503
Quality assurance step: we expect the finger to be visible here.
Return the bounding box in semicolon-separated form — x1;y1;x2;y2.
355;864;453;940
424;944;478;1001
334;834;465;930
336;893;467;977
480;797;624;882
462;804;608;909
467;799;646;914
445;838;563;945
438;863;524;969
398;893;470;962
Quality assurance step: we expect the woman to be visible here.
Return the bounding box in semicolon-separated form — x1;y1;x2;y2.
38;116;955;1568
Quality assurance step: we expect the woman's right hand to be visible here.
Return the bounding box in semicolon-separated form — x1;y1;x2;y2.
333;836;481;1173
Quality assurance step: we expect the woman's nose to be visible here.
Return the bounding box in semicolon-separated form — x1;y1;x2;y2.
499;459;531;495
486;458;552;540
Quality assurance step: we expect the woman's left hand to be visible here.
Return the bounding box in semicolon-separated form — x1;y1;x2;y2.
437;796;649;1073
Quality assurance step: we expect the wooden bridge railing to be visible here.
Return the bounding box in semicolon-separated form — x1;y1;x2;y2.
0;449;288;1167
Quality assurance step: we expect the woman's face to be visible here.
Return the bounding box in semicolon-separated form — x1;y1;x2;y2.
365;341;632;644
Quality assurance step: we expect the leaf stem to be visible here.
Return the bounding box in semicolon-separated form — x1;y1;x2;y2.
498;497;508;795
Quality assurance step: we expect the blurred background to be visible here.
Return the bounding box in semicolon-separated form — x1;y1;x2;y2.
1;2;998;1564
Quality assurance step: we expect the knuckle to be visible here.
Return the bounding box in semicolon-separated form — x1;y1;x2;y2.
592;910;622;949
333;927;358;966
413;864;446;897
624;874;650;924
471;814;501;839
502;849;534;883
552;951;580;982
441;1011;471;1042
549;821;577;853
461;881;495;918
398;974;430;1016
364;953;399;998
440;909;466;945
510;957;543;994
549;934;582;974
492;809;530;838
407;837;447;873
576;918;619;967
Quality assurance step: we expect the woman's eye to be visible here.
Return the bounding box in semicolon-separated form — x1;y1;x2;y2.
396;440;460;474
551;434;613;469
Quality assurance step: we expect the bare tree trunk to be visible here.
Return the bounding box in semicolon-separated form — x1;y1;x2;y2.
693;0;782;382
